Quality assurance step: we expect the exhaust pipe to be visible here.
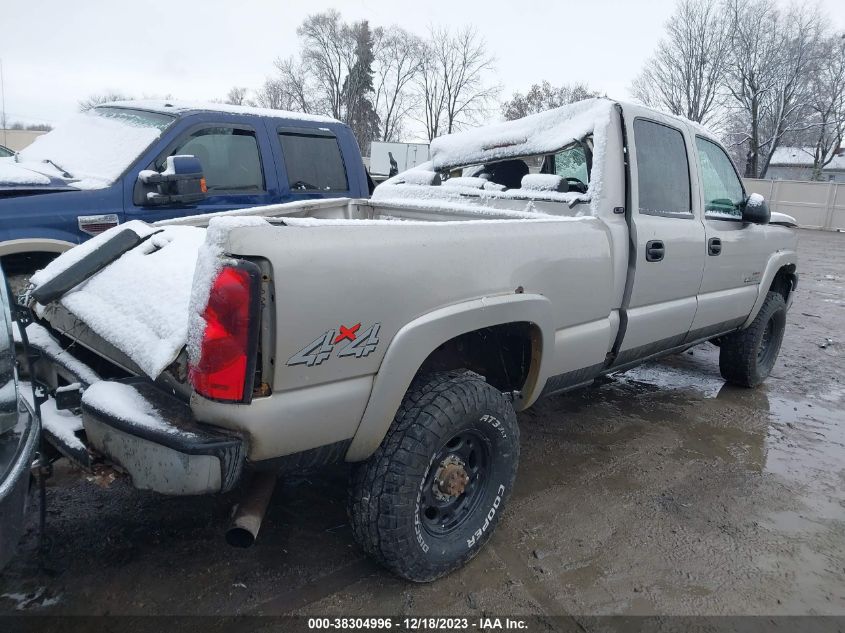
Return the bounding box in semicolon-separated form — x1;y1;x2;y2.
226;472;277;548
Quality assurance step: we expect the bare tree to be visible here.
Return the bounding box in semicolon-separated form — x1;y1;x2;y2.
79;92;133;111
802;35;845;179
415;40;447;141
415;26;499;140
631;0;729;126
225;86;248;106
254;58;315;112
723;0;822;178
501;81;600;120
372;26;424;141
297;9;357;120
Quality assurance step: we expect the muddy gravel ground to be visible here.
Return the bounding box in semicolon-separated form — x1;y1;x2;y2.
1;228;843;619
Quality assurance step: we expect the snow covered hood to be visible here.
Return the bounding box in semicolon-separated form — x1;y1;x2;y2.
429;98;615;170
0;159;57;187
16;108;170;190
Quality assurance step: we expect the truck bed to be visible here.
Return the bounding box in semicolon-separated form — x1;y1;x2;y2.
30;196;616;410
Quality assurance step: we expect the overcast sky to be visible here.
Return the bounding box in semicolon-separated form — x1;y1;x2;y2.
2;0;844;133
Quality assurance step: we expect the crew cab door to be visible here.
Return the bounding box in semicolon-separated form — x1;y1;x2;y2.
267;125;355;203
126;120;278;222
613;115;706;366
686;136;769;340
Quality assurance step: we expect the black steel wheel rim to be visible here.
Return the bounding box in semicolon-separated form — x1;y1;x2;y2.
420;429;491;537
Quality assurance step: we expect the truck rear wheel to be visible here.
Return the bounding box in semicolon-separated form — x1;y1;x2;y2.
719;291;787;388
348;370;519;582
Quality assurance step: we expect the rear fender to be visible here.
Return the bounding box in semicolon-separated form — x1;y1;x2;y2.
344;293;555;462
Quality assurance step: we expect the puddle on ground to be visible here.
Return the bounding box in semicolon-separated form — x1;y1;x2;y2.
520;343;845;523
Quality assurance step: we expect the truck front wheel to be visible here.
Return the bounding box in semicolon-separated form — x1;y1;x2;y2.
348;370;519;582
719;291;787;388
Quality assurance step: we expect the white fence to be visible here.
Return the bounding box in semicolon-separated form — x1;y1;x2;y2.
744;178;845;231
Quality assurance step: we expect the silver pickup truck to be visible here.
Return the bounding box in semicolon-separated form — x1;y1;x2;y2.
15;98;797;581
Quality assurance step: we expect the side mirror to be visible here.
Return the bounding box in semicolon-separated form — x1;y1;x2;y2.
136;155;207;206
741;194;770;224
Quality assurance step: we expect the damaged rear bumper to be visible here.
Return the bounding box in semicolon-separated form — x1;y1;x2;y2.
81;379;245;496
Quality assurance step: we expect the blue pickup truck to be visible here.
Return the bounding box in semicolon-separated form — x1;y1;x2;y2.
0;101;371;275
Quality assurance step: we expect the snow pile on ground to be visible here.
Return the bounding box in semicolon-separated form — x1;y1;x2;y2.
82;382;198;438
18;110;165;189
0;161;51;186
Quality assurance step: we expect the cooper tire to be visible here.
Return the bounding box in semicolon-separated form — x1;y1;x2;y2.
719;291;787;388
348;370;519;582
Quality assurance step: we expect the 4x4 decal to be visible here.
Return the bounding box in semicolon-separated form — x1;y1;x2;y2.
287;323;381;367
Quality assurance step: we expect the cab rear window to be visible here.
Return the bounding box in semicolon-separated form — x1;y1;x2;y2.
278;131;348;192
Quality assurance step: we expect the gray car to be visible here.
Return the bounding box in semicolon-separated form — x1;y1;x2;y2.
0;267;40;570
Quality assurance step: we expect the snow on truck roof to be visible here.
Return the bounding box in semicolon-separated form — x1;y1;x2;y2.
429;98;719;170
429;99;615;170
105;100;338;124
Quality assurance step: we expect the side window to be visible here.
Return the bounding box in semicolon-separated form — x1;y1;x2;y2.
696;137;745;219
634;119;692;218
278;131;348;192
553;144;589;184
164;127;264;192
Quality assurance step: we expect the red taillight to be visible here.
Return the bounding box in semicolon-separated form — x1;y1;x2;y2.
189;265;255;402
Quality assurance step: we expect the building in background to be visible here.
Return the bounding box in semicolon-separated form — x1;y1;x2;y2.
767;147;845;183
368;142;430;183
0;129;48;152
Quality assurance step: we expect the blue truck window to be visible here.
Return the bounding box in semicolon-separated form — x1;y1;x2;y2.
163;127;264;192
278;131;348;192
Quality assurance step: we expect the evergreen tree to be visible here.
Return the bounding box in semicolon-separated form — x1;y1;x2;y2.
343;21;380;153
